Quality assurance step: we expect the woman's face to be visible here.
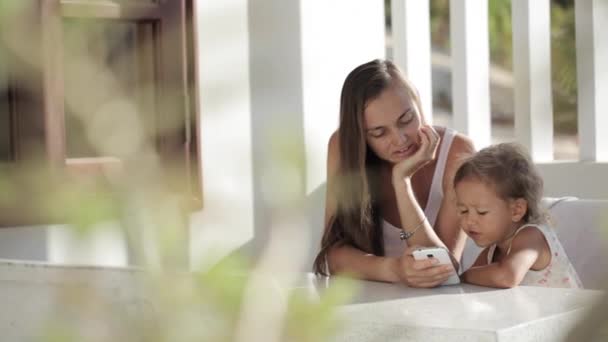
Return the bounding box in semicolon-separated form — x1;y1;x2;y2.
363;81;423;164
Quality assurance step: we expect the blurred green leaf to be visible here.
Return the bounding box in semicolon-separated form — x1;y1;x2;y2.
285;277;357;342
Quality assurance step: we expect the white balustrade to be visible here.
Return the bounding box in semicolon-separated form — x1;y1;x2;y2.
512;0;554;162
449;0;491;149
576;0;608;162
387;0;607;198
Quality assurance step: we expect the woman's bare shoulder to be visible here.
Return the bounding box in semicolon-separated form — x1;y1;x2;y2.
442;130;476;189
432;126;473;156
327;130;340;174
328;129;340;154
445;132;475;168
449;132;476;157
328;130;339;148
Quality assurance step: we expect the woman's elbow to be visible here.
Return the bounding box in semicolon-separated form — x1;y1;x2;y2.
326;246;345;274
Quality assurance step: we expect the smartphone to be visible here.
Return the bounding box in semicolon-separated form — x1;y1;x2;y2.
412;247;460;285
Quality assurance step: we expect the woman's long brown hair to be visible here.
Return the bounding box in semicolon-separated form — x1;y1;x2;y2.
313;59;423;275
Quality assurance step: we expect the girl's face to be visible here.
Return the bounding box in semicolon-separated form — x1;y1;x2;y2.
363;81;422;164
454;178;523;248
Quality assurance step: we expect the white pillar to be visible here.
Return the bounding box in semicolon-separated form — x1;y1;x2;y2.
450;0;491;149
512;0;554;162
576;0;608;162
391;0;433;123
248;0;385;260
190;0;255;267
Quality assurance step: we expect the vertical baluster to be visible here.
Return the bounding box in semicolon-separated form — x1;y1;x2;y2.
576;0;608;161
512;0;554;162
450;0;491;149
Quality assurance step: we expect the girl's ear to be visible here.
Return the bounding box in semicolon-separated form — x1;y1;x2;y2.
510;198;528;222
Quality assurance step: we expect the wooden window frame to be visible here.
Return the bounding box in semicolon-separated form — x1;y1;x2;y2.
0;0;201;227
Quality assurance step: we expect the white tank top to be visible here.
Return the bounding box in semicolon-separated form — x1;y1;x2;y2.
383;128;456;257
486;223;582;288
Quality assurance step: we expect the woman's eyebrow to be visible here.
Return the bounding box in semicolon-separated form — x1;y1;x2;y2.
366;108;413;131
397;107;413;120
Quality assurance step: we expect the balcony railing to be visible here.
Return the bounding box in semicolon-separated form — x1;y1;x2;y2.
390;0;608;199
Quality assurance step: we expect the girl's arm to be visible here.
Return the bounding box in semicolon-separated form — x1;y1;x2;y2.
462;227;548;288
434;133;476;266
468;247;490;269
458;247;490;278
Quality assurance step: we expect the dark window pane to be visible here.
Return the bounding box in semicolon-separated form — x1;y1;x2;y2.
0;52;13;162
63;19;157;159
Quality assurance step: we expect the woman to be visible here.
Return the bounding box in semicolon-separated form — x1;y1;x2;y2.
313;59;475;288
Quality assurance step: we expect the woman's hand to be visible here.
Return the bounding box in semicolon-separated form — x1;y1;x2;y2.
390;245;456;288
392;125;440;182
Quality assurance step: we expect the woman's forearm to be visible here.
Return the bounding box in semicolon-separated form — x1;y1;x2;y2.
327;245;400;283
393;176;445;248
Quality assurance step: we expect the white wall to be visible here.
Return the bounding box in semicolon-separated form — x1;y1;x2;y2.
300;0;386;194
538;162;608;200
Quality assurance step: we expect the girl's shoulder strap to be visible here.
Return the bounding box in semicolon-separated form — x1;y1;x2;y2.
505;223;546;255
486;243;498;264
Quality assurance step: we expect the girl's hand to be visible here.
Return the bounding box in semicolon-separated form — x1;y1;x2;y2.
391;245;456;288
392;125;440;182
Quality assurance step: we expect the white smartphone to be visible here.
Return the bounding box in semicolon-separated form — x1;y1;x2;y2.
412;247;460;285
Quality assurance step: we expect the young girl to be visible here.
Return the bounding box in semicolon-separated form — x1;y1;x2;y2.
454;143;581;288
